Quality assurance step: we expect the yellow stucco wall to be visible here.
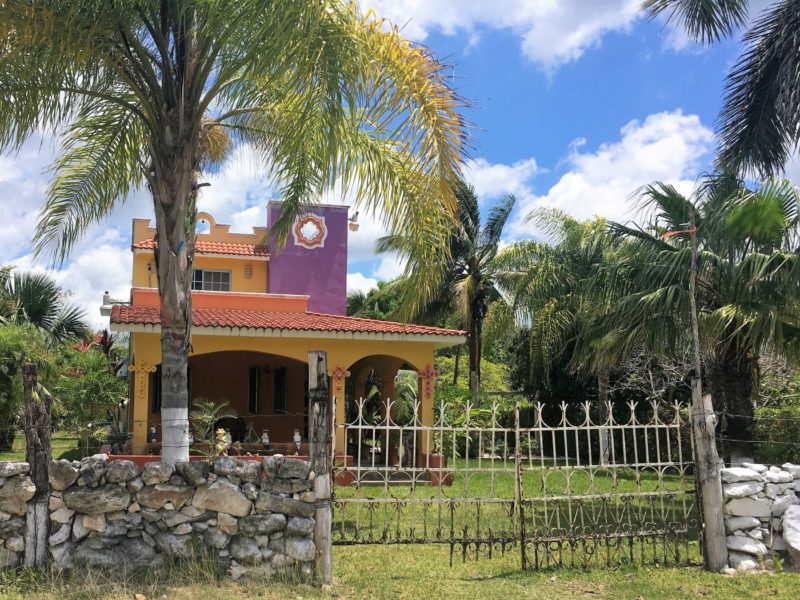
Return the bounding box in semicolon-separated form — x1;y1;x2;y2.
132;253;268;293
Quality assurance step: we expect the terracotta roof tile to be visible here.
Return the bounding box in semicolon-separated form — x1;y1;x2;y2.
110;304;465;337
133;239;268;257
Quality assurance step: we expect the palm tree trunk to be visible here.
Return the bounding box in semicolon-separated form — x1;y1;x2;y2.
152;141;196;466
468;317;482;408
708;353;756;463
453;345;461;386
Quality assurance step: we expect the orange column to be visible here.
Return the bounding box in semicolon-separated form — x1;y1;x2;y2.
128;361;156;454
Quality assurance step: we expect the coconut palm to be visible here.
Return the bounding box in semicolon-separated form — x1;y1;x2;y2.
0;269;88;344
378;182;515;406
601;174;800;457
643;0;800;175
0;1;467;463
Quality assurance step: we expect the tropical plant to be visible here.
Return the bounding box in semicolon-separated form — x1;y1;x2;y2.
0;325;52;452
188;398;238;460
379;182;515;405
643;0;800;175
1;1;467;463
601;174;800;457
346;280;402;320
0;269;88;344
56;347;128;456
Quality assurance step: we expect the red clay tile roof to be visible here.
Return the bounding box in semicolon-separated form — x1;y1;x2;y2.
110;304;465;337
132;239;268;257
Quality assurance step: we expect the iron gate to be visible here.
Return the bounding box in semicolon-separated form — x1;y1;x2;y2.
331;395;702;569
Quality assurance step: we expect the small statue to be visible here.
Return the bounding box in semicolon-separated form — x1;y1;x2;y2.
215;428;228;456
147;426;157;443
261;429;270;450
293;428;302;455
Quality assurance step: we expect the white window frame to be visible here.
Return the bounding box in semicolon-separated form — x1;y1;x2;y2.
191;269;231;292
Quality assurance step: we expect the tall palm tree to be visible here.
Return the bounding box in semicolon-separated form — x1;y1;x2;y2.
378;181;515;406
643;0;800;175
601;174;800;457
0;1;467;463
0;269;88;344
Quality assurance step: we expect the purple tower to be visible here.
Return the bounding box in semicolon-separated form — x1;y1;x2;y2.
266;201;349;315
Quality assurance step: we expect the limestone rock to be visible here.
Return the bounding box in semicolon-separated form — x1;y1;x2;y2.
50;506;75;524
242;482;258;500
765;483;792;498
721;467;763;483
154;531;194;558
48;459;79;491
193;478;252;517
82;512;106;532
63;484;130;514
772;493;799;517
5;535;23;552
180;504;206;518
49;495;65;511
0;547;20;568
49;541;74;568
255;493;314;518
106;460;139;483
142;462;173;485
726;535;768;556
203;527;229;549
126;477;145;493
73;537;155;570
0;475;36;515
724;497;771;517
213;457;261;483
136;483;193;510
72;515;89;541
261;478;311;495
781;463;800;478
176;460;210;486
284;536;315;562
765;470;794;484
286;516;314;537
48;523;72;546
0;462;29;477
79;454;108;486
217;512;239;535
230;535;262;565
783;505;800;565
728;550;758;572
276;458;310;481
722;480;763;498
238;513;286;536
0;515;25;537
173;523;193;535
741;462;768;474
163;510;192;528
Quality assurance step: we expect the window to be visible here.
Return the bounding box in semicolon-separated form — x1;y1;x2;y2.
151;365;162;413
192;269;231;291
273;367;287;413
248;366;260;414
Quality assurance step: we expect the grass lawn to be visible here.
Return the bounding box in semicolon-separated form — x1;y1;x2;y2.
0;545;797;599
0;433;80;463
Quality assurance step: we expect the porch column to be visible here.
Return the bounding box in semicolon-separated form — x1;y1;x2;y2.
329;365;349;456
128;361;156;454
417;364;437;461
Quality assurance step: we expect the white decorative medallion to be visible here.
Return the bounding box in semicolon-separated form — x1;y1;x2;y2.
292;214;327;249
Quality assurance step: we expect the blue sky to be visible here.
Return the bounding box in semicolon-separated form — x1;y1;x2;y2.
1;0;796;326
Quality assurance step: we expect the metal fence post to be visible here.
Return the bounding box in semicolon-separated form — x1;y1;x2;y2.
514;400;527;570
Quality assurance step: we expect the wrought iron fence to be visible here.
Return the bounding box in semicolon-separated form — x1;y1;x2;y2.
331;394;701;570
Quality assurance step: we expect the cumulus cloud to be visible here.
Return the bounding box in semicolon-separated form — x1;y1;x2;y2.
346;272;378;294
507;110;714;238
364;0;641;72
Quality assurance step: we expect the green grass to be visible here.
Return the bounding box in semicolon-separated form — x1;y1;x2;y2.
0;433;80;463
0;545;797;599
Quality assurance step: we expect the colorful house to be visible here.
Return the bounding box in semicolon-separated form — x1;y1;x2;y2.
104;202;465;457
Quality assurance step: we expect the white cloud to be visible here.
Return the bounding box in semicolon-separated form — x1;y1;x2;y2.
373;254;406;280
346;272;378;294
466;157;539;203
507;110;714;237
364;0;642;72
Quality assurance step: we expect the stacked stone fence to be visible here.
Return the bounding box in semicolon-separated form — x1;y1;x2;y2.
0;454;319;580
722;462;800;571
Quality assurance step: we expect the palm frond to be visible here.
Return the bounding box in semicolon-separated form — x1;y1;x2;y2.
642;0;749;44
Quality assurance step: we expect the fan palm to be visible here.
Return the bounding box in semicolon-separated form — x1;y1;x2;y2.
643;0;800;175
0;269;88;344
601;174;800;457
0;1;467;463
377;182;515;406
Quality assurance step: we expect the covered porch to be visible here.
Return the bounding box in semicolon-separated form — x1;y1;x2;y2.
114;302;465;459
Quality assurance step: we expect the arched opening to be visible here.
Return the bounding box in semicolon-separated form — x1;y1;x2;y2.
146;350;310;454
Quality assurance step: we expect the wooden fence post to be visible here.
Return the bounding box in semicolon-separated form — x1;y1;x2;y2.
308;351;332;585
23;362;51;567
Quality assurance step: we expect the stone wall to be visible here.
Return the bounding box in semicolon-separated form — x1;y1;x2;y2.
1;455;317;579
722;462;800;571
0;463;36;567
